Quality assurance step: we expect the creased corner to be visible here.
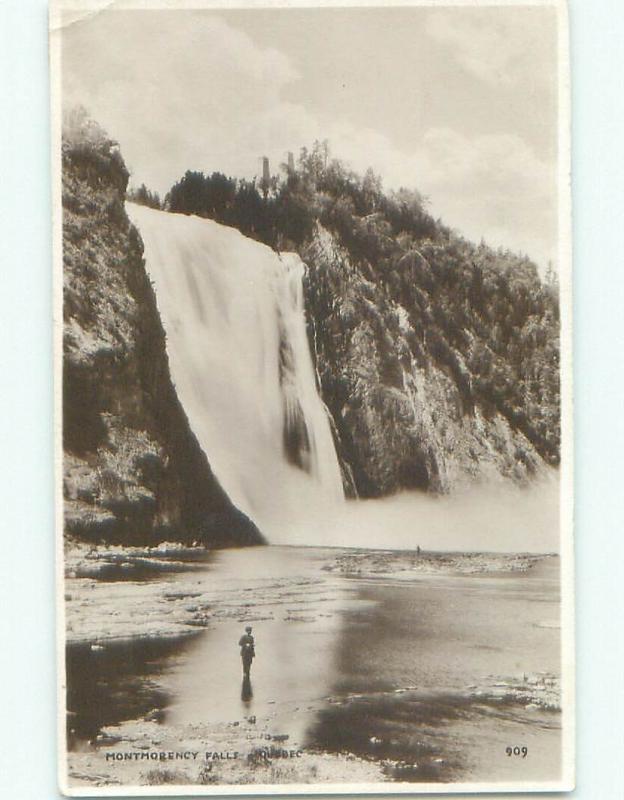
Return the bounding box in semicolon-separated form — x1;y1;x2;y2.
49;0;119;35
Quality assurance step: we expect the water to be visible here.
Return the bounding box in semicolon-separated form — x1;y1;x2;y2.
67;546;561;783
126;203;560;554
126;204;344;542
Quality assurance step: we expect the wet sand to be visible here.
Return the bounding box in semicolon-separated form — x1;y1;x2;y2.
64;545;561;790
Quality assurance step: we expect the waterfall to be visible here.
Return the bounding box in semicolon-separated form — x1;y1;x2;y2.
126;203;344;543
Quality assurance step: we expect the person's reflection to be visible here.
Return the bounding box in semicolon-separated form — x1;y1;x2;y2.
241;675;253;704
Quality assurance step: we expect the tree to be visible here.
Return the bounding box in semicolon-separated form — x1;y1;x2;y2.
127;183;161;209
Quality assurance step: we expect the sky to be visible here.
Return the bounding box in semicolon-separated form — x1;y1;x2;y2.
59;3;560;271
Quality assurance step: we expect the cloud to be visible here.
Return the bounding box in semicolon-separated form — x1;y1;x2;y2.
62;11;300;190
302;122;557;270
62;9;557;270
410;128;557;267
425;9;552;88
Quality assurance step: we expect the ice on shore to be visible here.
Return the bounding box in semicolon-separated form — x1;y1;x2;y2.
322;549;548;579
475;672;561;711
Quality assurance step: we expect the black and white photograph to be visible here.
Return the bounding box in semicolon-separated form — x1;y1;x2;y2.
51;0;573;793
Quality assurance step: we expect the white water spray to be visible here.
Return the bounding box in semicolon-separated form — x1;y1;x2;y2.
127;204;559;554
127;204;344;542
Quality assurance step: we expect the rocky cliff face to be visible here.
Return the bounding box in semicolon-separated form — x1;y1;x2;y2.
160;144;560;500
62;112;262;546
302;225;554;498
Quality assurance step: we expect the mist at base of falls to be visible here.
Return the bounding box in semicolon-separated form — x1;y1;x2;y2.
267;470;560;554
127;203;559;555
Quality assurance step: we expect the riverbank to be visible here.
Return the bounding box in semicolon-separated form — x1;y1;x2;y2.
63;544;562;790
63;541;552;644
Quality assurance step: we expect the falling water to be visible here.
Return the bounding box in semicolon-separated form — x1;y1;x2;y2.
127;203;344;542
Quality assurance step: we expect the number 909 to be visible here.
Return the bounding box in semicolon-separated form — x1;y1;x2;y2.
506;746;528;758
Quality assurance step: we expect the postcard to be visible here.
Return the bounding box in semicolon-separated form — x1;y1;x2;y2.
51;0;573;794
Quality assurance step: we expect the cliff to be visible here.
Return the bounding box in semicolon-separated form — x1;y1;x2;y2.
61;111;262;546
163;144;560;498
302;225;556;497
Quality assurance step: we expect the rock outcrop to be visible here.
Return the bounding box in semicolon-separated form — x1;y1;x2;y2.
159;144;560;500
62;110;262;546
302;225;557;497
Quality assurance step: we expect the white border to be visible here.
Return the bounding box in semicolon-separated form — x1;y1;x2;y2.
49;0;574;795
49;6;68;798
49;0;572;18
555;0;575;792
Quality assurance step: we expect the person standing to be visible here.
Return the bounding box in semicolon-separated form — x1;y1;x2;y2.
239;626;255;678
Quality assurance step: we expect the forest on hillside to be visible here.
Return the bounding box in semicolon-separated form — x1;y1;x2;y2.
130;142;560;471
